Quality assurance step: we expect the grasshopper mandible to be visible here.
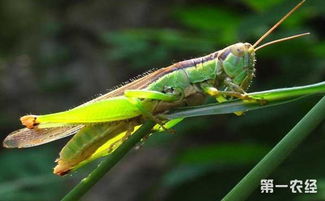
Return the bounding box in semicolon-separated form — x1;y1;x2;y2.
3;0;309;175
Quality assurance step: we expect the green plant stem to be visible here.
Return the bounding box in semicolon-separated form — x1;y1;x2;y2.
222;96;325;201
61;120;155;201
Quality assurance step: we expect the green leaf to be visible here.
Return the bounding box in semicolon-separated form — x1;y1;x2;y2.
164;81;325;119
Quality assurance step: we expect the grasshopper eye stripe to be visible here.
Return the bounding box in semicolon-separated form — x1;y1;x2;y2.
2;0;310;175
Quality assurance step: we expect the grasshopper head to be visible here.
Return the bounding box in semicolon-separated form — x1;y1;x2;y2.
219;42;256;90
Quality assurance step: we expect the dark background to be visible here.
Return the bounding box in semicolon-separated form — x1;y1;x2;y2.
0;0;324;200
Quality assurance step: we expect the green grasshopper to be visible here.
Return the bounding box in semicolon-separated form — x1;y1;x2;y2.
3;0;309;176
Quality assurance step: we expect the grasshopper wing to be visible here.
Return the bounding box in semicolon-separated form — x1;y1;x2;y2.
3;126;83;148
3;68;157;148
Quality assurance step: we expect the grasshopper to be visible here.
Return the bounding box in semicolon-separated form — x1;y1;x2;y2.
3;0;309;176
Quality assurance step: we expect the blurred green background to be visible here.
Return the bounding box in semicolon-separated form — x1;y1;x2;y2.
0;0;324;200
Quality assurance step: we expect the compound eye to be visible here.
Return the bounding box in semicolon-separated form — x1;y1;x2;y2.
230;43;246;57
244;43;254;54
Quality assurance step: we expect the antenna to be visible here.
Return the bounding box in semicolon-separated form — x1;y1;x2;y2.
252;0;306;48
255;32;310;51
